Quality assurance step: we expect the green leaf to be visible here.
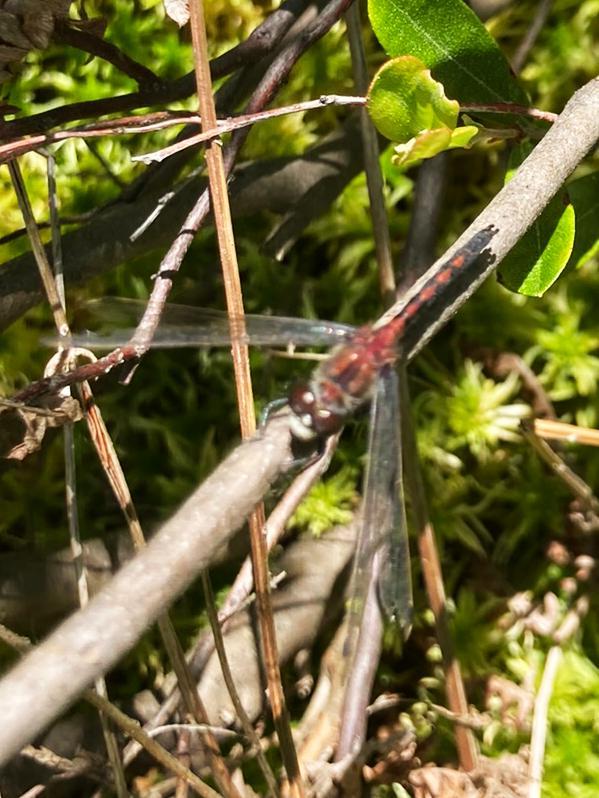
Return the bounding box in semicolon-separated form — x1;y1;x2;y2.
392;124;479;168
568;171;599;269
498;143;575;297
367;57;481;166
367;56;458;141
498;199;575;296
368;0;527;105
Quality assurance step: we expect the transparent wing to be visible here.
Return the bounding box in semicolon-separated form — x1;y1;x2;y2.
47;298;355;350
346;366;412;645
377;368;413;635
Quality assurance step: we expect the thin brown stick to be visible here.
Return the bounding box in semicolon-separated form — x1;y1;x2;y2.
0;96;364;165
190;2;304;795
521;421;599;514
402;384;479;770
533;418;599;447
17;156;129;797
8;161;68;336
133;95;365;164
394;106;478;779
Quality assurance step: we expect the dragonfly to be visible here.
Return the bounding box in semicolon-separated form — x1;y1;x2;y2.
60;226;497;637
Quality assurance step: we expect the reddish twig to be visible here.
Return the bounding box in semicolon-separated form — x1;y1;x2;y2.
460;102;557;123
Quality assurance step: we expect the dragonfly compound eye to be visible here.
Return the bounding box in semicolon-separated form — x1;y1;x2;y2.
288;382;318;440
288;381;345;439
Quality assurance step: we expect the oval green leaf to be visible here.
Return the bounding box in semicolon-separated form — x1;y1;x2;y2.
368;0;527;105
367;55;458;142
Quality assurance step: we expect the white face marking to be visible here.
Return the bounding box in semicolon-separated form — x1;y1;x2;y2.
289;413;318;441
302;390;314;404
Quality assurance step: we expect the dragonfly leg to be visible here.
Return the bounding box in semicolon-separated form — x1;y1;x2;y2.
259;396;289;429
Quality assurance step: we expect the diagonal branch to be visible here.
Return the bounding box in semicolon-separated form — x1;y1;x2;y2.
0;414;294;766
0;76;596;769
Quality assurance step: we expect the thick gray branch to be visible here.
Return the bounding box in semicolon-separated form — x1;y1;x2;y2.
390;77;599;357
0;77;596;767
0;415;293;764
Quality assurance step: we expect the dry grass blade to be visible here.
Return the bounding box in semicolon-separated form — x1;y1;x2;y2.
533;418;599;447
189;1;304;795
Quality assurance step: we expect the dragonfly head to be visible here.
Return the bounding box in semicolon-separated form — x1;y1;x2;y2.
288;381;345;441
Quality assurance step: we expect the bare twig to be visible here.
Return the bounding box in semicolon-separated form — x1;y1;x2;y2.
132;95;364;165
403;387;479;770
0;96;364;166
521;421;599;515
533;418;599;447
512;0;554;74
8;161;68;336
190;0;300;793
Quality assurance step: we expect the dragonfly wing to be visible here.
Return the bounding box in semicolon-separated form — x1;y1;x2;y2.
346;366;412;643
376;367;413;635
50;298;355;350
